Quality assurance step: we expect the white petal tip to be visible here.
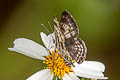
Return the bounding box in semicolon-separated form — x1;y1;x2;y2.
13;38;24;44
40;32;45;36
8;48;14;51
104;77;108;79
96;77;108;79
40;32;43;34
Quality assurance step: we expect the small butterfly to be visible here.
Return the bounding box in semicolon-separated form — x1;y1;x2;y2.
54;10;87;65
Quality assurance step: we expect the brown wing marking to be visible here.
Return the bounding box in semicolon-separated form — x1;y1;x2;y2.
54;10;87;64
54;17;72;62
65;38;87;64
59;10;79;39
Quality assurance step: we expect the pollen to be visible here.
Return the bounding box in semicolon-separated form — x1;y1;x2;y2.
44;49;74;79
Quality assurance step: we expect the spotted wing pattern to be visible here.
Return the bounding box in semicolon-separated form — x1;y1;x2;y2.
59;10;79;39
54;17;72;63
54;10;87;64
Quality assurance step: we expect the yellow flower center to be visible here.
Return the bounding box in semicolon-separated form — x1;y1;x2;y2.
44;49;74;79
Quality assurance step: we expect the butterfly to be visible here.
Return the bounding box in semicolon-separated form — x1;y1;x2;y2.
54;10;87;65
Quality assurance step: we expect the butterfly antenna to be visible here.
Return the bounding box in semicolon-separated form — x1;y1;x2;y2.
48;21;53;32
41;24;50;33
48;21;55;44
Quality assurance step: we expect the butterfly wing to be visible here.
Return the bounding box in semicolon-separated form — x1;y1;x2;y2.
54;10;87;64
54;17;73;63
59;10;79;39
59;10;87;64
65;38;87;64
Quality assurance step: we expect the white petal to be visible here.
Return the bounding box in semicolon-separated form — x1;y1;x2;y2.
74;61;105;72
47;33;55;51
63;74;72;80
8;38;49;60
27;69;53;80
48;33;55;42
40;32;55;52
73;61;108;79
48;73;54;80
69;72;80;80
40;32;50;49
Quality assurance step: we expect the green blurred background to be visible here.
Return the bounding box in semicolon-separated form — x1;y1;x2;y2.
0;0;120;80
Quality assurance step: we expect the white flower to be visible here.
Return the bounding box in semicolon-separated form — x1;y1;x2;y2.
8;32;108;80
